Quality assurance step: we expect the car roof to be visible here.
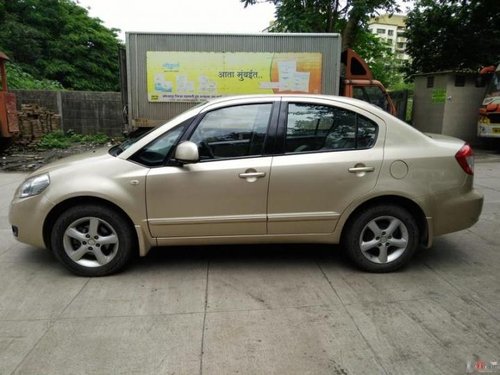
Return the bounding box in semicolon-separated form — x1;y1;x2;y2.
199;94;391;120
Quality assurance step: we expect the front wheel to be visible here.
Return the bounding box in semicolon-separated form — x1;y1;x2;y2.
342;205;419;272
51;205;135;276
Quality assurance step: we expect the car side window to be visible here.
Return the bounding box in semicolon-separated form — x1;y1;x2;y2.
285;103;377;153
189;103;272;160
129;122;189;167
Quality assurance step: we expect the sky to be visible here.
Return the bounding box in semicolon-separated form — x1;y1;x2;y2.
75;0;414;42
76;0;277;41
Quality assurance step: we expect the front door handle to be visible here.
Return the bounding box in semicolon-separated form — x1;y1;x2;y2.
239;169;266;183
239;172;266;178
348;166;375;173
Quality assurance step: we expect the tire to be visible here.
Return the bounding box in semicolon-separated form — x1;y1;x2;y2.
342;204;419;273
50;205;135;276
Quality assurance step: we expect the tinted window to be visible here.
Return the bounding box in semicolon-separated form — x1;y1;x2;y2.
285;103;377;153
189;104;272;160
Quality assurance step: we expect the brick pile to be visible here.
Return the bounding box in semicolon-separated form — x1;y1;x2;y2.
17;104;61;144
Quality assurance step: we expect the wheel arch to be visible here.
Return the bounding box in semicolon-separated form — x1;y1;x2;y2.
43;196;140;253
340;195;429;247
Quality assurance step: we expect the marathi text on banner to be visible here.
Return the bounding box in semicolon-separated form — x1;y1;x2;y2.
146;51;323;102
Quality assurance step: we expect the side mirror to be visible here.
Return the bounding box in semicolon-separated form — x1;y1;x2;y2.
175;141;199;164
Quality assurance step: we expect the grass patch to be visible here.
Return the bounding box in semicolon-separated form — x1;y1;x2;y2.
37;130;110;149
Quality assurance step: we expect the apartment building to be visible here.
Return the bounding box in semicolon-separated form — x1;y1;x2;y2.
368;14;409;61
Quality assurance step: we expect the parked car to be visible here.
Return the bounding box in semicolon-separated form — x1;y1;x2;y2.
9;95;483;276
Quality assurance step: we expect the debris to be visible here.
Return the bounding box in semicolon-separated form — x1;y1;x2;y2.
0;143;106;172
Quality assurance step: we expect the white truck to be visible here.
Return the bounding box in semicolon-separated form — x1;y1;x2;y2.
123;32;396;130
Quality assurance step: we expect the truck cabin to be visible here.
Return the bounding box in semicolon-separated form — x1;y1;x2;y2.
341;48;396;115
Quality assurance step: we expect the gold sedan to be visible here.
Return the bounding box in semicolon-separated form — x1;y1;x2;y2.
9;95;483;276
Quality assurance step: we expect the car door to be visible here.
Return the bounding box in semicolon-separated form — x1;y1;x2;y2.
145;100;277;238
267;98;385;234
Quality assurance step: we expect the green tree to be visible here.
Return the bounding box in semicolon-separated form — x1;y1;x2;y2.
354;30;405;89
0;0;122;91
241;0;408;49
405;0;500;75
242;0;409;88
6;63;64;90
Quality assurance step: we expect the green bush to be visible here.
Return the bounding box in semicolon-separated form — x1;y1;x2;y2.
5;63;64;90
37;131;109;149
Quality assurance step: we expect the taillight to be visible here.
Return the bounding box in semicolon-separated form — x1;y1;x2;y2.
455;144;474;175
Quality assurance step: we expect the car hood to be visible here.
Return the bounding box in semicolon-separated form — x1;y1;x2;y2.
31;147;112;176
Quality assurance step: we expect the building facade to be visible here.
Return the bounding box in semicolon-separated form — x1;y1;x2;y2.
368;14;409;61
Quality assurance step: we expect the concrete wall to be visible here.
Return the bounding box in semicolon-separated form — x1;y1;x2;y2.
442;75;485;142
12;90;123;136
413;72;486;144
413;74;447;134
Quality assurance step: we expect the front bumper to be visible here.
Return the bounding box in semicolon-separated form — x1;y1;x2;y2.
9;193;55;249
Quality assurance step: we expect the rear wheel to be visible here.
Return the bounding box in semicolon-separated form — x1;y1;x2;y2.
51;205;135;276
342;205;419;272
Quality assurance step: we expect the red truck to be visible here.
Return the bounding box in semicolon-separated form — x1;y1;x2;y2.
0;52;19;147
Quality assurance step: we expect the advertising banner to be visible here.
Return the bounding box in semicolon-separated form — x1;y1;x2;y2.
147;51;322;102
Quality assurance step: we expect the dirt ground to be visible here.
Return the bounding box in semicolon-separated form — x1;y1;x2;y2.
0;142;111;172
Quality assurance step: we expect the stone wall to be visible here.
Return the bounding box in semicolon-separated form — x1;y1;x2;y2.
12;90;124;137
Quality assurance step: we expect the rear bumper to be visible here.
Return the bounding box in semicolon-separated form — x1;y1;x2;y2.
432;189;483;237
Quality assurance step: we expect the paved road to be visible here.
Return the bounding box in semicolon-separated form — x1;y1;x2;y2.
0;159;499;375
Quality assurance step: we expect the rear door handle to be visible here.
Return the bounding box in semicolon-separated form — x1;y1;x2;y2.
348;166;375;173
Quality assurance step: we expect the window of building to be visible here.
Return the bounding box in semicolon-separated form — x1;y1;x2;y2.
455;75;466;87
376;28;386;34
427;76;434;88
388;30;394;36
475;75;487;88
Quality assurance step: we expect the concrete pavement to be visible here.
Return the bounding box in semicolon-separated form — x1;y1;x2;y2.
0;159;499;375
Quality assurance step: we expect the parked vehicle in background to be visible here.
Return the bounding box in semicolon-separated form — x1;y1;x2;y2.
122;33;396;132
478;64;500;138
9;95;482;277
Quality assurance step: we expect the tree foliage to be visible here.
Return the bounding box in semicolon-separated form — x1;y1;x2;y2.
6;63;64;90
0;0;122;91
241;0;408;49
354;31;404;88
405;0;500;75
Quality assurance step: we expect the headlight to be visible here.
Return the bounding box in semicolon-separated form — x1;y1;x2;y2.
19;174;50;198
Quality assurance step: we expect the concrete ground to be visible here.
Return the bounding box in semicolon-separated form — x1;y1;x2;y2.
0;157;499;375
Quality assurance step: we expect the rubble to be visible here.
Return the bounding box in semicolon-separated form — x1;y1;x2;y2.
0;143;106;172
0;102;114;172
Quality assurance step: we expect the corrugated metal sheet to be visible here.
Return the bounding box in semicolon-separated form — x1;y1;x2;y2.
126;32;341;126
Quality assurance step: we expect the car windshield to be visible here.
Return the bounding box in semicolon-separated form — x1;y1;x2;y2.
485;71;500;98
109;101;207;156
